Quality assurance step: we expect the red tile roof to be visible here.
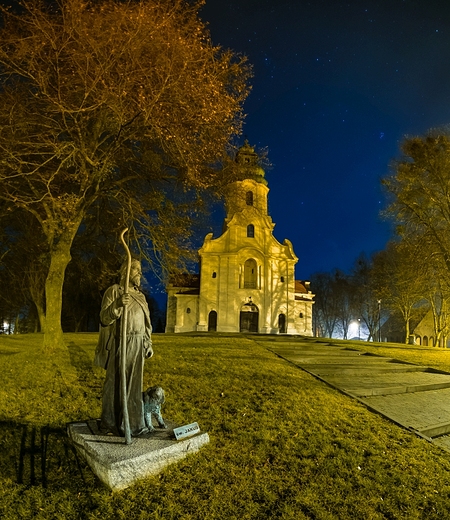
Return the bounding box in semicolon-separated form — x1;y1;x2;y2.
295;280;308;293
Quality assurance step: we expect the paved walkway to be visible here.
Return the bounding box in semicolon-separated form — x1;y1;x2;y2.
255;336;450;453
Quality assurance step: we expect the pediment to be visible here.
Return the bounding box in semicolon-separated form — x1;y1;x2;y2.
225;208;274;231
199;227;298;261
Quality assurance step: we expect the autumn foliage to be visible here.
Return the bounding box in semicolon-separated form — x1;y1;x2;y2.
0;0;251;349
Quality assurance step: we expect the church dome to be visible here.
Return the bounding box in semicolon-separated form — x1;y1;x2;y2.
235;140;267;185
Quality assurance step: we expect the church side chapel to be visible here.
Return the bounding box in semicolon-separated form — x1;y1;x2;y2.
165;141;314;335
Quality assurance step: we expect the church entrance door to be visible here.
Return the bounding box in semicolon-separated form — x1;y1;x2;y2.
278;313;287;333
240;303;259;333
208;310;217;331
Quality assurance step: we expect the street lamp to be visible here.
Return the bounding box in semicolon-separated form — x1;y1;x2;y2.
358;318;361;340
377;299;382;342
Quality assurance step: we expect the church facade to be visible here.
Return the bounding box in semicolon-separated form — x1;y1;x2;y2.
165;142;314;335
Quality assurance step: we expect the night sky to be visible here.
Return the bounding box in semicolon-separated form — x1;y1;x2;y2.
200;0;450;280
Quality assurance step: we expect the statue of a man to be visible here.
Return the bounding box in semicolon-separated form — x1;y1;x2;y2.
94;258;153;436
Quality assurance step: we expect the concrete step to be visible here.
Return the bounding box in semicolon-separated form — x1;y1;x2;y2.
348;381;450;397
416;421;450;438
303;364;428;376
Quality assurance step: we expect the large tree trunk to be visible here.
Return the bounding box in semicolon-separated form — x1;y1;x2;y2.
404;317;410;344
29;275;46;333
34;302;46;333
43;222;81;352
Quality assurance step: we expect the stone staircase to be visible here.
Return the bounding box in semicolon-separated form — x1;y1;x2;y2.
257;337;450;452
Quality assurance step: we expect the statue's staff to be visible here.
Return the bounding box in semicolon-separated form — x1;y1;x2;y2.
120;228;132;445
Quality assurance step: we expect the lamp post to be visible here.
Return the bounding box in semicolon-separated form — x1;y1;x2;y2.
377;299;382;342
358;318;361;340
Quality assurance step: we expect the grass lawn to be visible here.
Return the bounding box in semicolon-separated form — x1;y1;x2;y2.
2;333;450;519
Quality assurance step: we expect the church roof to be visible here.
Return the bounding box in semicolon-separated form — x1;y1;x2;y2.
235;140;268;186
295;280;310;294
294;280;313;301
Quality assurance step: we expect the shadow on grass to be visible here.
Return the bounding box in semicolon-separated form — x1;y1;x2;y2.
66;340;104;404
67;340;96;386
1;420;91;490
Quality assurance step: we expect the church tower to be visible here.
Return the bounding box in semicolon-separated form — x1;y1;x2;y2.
224;140;269;220
165;142;314;335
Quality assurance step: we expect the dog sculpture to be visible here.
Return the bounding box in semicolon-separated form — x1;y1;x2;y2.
142;386;167;432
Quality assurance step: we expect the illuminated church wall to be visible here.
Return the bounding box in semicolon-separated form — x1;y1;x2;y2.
166;142;314;335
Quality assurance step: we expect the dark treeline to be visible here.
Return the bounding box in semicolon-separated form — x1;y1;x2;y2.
0;217;166;334
311;255;381;342
313;128;450;347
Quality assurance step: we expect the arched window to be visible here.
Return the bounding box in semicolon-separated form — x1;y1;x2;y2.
246;191;254;206
247;224;255;238
212;272;217;278
244;259;257;289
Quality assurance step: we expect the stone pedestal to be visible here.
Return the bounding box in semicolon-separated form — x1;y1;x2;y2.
67;419;209;491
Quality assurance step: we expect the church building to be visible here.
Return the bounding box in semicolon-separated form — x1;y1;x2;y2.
165;141;314;334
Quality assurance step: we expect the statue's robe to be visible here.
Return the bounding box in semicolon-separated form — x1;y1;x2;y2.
94;284;152;436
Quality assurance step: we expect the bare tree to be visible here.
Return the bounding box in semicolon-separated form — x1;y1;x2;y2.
371;241;425;343
333;270;357;340
381;129;450;344
352;254;379;341
311;269;358;339
383;130;450;277
310;271;340;338
0;0;251;350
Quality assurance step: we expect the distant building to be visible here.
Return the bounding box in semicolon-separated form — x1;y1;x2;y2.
380;306;449;347
413;309;445;346
165;141;314;334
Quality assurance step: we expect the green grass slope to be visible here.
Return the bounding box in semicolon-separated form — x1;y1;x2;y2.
1;333;450;519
